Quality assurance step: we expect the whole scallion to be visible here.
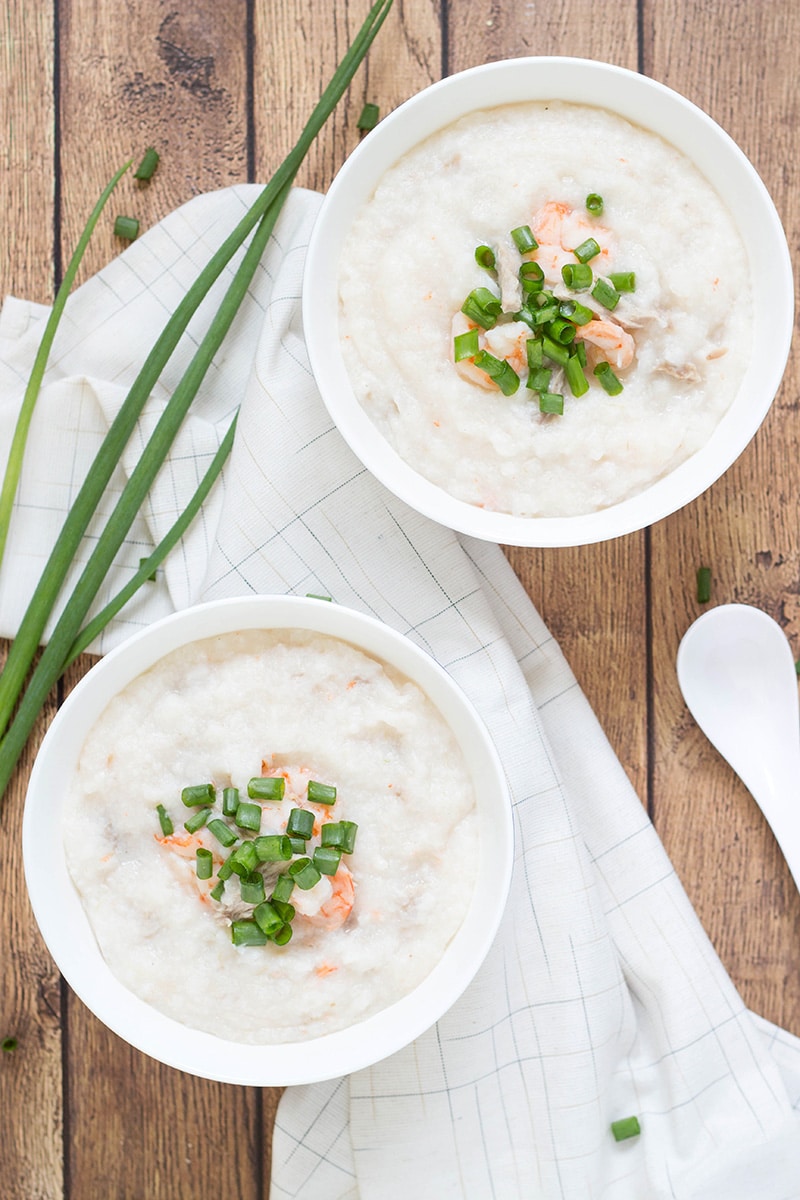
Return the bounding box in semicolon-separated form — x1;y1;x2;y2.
0;0;394;800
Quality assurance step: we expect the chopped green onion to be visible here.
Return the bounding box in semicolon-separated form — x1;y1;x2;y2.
530;300;558;327
511;224;538;253
196;848;213;880
525;338;543;370
591;278;620;311
586;193;604;216
229;841;259;877
184;807;211;834
519;260;544;294
286;808;315;839
565;354;589;398
114;215;140;241
253;900;283;937
306;592;332;601
156;804;173;836
288;857;322;890
134;147;160;181
2;1037;18;1053
231;919;268;947
235;801;262;833
526;366;552;393
474;244;496;270
209;880;225;901
610;1116;641;1142
217;854;235;882
181;782;215;808
454;328;480;361
573;237;601;263
271;899;296;924
288;836;307;854
575;340;587;367
542;337;569;367
272;873;296;903
357;101;380;131
313;845;342;876
207;818;238;848
696;566;712;604
539;392;564;415
254;834;293;862
609;271;636;293
240;872;266;905
222;786;239;816
545;317;576;345
473;351;520;396
333;819;358;853
559;299;593;326
307;780;337;805
272;923;293;946
561;262;593;291
461;287;502;330
248;776;285;802
594;361;624;395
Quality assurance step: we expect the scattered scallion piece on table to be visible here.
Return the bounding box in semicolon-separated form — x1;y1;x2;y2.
474;244;496;270
305;593;332;601
0;160;130;575
2;1036;17;1053
0;0;395;802
357;101;380;131
307;780;337;805
586;192;604;215
134;146;160;181
156;804;174;836
610;1116;641;1142
594;361;624;396
248;775;286;802
696;566;712;604
114;215;140;241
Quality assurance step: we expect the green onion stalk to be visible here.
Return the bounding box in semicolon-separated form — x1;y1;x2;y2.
0;0;394;799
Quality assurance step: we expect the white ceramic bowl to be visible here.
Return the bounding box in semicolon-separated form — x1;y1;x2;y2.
23;596;512;1085
303;57;793;546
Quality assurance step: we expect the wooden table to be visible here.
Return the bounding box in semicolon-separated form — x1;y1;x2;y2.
1;2;798;1195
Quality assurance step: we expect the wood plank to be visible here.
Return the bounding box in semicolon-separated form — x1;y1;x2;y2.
55;3;261;1197
251;1;443;1185
646;0;800;1033
448;1;648;802
0;3;65;1198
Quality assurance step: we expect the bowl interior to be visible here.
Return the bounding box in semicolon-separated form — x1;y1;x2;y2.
23;596;513;1086
303;57;793;546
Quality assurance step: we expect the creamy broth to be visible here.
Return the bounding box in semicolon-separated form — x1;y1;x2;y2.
63;629;478;1043
338;101;751;517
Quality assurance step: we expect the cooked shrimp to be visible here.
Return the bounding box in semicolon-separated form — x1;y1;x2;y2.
577;319;635;371
451;313;529;390
293;863;355;931
531;200;613;283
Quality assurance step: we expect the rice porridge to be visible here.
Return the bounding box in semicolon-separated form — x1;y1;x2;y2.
63;629;478;1044
338;101;752;517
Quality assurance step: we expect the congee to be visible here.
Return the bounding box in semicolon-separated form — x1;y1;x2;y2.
63;629;478;1043
338;101;751;516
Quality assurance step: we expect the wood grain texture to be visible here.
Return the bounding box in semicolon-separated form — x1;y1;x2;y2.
0;3;64;1198
645;0;800;1034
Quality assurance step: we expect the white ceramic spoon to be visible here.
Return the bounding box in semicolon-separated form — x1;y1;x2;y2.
676;603;800;894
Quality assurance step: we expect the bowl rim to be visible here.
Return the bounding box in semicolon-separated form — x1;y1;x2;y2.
23;595;513;1085
303;55;794;546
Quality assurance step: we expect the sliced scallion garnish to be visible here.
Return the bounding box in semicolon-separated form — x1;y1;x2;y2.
288;857;322;890
594;361;624;395
196;848;213;880
240;872;266;905
307;780;337;805
254;834;293;862
222;787;239;816
565;354;589;398
271;873;296;904
696;566;712;604
114;215;140;241
511;224;538;253
207;818;238;848
460;287;502;330
156;804;173;836
573;237;601;263
181;782;215;808
134;147;160;181
286;808;315;839
231;920;268;947
235;801;262;833
608;271;636;292
591;278;620;311
474;351;520;396
474;244;496;270
561;262;593;291
539;392;564;415
313;846;342;876
559;299;593;326
454;328;480;361
248;776;286;802
357;102;380;131
586;193;604;216
610;1116;641;1142
184;807;211;834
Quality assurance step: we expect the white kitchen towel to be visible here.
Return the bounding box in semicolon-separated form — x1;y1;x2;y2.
2;185;799;1200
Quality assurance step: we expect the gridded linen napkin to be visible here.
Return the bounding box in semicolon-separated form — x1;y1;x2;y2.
2;185;800;1200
